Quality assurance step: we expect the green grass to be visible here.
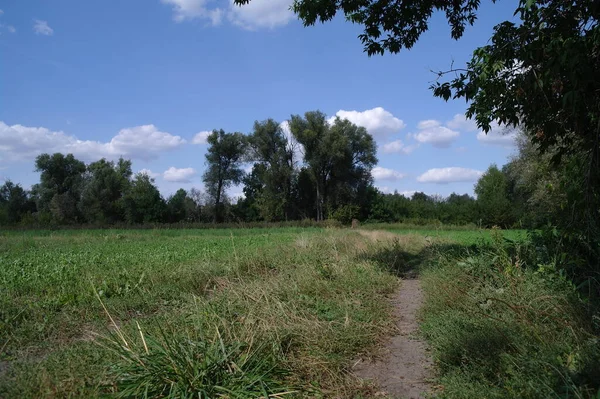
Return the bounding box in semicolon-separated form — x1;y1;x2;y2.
0;227;415;398
4;224;591;398
419;231;600;398
364;222;528;245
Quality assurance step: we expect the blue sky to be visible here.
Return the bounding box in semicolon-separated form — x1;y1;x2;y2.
0;0;520;198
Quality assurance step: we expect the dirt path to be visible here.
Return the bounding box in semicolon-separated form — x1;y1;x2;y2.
353;278;433;398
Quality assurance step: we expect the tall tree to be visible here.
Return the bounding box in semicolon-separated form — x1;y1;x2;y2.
202;129;247;223
0;180;36;224
80;158;132;224
122;173;166;224
33;153;86;223
289;111;377;221
474;165;513;228
248;119;296;221
166;188;189;223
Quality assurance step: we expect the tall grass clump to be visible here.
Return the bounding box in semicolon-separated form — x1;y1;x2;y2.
101;325;291;398
421;230;600;398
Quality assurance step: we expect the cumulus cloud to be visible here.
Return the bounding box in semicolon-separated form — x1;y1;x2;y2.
163;167;197;182
192;130;212;144
228;0;294;29
329;107;405;140
380;139;418;155
447;114;517;147
372;166;406;181
162;0;293;28
446;114;478;132
161;0;223;24
138;169;159;179
477;125;518;148
411;120;459;148
33;19;53;35
0;121;186;162
417;167;482;184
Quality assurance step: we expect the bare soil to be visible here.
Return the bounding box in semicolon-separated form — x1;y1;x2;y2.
353;278;433;398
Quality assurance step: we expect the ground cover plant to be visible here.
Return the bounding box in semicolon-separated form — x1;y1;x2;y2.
420;230;600;398
0;227;426;398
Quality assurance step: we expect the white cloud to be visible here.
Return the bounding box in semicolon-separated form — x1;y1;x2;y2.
0;10;4;16
446;114;517;147
162;0;294;29
380;139;418;155
138;169;159;178
192;130;212;144
372;166;406;181
161;0;223;24
417;167;482;184
477;125;518;148
228;0;293;29
446;114;478;132
329;107;406;140
33;20;53;35
163;167;197;182
411;120;459;148
0;121;186;162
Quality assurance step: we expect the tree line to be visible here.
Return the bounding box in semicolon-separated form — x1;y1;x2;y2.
0;112;566;230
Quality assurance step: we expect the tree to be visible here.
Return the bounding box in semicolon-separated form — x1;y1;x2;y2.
0;180;36;224
289;111;377;221
202;130;248;223
80;158;132;224
474;165;513;228
33;153;86;223
248;119;296;221
166;189;189;223
122;173;166;224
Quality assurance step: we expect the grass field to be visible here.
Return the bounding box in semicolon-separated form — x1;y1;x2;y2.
0;227;419;397
2;226;596;398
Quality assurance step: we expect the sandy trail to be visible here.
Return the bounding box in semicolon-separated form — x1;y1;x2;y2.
354;278;433;399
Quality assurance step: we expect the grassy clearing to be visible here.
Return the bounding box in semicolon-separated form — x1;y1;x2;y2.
420;231;600;398
363;223;527;245
0;227;425;398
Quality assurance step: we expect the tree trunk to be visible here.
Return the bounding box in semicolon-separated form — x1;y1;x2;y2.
215;179;223;223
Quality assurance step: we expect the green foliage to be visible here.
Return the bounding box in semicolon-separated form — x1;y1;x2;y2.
0;180;35;224
33;153;86;223
331;204;360;225
474;164;513;227
203;130;248;223
289;111;377;221
123;173;166;224
421;237;600;398
233;0;484;56
80;158;132;224
247;119;296;221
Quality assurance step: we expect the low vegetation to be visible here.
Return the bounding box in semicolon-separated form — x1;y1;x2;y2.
0;227;424;397
420;231;600;398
